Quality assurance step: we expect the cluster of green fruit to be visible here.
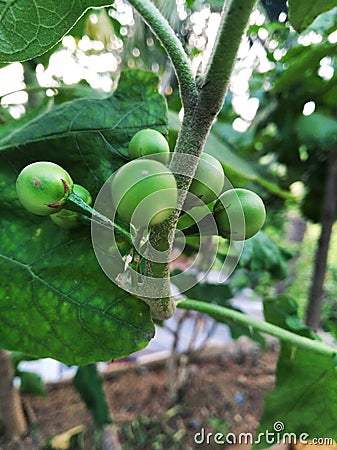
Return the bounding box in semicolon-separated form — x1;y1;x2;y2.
109;128;266;240
15;128;266;240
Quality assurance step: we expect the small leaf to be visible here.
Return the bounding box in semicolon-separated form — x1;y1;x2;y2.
288;0;337;33
18;371;47;397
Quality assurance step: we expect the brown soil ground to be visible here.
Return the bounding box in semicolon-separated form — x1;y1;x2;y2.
0;342;278;450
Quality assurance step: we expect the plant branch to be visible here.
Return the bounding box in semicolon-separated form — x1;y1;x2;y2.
128;0;198;110
171;0;258;197
178;299;337;357
197;0;257;119
127;0;258;200
126;0;257;320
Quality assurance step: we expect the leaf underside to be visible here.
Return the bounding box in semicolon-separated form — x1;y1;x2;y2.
288;0;337;33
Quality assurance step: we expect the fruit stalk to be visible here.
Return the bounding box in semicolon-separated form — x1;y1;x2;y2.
67;192;132;244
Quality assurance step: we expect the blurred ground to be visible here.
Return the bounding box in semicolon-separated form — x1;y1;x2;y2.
1;338;278;449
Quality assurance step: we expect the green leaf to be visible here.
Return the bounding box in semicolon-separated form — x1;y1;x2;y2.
0;70;168;196
239;232;290;280
0;0;113;63
255;344;337;446
262;298;337;440
0;211;154;365
306;7;337;36
0;96;54;141
273;43;337;94
73;364;111;427
263;295;317;339
288;0;337;33
18;371;47;397
0;70;167;365
296;112;337;149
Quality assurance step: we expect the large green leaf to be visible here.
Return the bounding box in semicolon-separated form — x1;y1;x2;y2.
0;0;113;63
0;211;154;366
0;70;168;365
0;70;168;195
254;344;337;445
254;294;337;444
288;0;337;33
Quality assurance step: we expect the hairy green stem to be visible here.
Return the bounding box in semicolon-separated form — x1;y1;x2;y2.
172;0;257;197
68;191;175;320
128;0;198;110
197;0;257;119
178;299;337;357
129;0;257;320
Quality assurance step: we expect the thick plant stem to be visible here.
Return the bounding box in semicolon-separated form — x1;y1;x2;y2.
178;299;337;357
128;0;198;110
141;220;176;320
174;0;258;180
129;0;257;320
197;0;257;120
